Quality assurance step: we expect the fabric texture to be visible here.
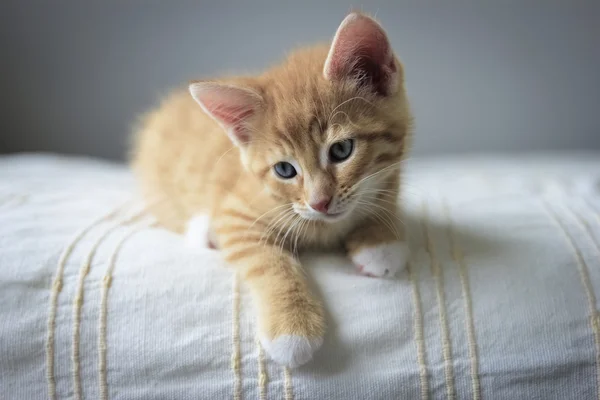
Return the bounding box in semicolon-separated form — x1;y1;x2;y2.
1;152;599;400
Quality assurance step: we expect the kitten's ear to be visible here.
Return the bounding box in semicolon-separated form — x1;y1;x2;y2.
189;81;263;146
324;13;398;96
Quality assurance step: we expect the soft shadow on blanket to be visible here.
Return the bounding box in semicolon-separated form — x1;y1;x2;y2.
296;211;525;375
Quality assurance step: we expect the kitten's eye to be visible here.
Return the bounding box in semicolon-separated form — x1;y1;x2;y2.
328;139;354;163
274;162;297;179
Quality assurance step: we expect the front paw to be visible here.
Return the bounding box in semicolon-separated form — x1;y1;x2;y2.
260;335;324;368
259;301;325;368
185;214;218;249
350;241;409;278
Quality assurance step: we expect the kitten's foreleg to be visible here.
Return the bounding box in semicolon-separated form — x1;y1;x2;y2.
219;229;325;368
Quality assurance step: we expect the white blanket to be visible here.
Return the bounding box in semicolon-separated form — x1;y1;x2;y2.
1;152;599;399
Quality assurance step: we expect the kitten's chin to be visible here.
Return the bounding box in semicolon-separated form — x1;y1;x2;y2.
294;207;352;223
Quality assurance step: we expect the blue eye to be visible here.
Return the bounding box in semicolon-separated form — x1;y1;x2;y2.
329;139;354;163
274;162;297;179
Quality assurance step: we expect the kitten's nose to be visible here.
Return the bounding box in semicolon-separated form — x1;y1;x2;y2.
310;197;331;214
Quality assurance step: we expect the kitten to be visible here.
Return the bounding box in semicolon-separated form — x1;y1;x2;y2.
131;12;412;368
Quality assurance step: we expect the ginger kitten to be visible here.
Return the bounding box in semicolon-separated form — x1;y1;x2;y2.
131;12;412;368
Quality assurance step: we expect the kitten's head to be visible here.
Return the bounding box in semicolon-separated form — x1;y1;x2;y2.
190;13;412;223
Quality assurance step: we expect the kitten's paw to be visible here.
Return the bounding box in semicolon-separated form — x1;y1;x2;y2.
260;335;324;368
259;301;325;368
351;241;409;278
185;215;216;249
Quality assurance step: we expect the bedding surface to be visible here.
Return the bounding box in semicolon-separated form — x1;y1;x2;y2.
1;152;599;400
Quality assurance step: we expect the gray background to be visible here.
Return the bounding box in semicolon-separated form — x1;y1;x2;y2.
1;1;599;161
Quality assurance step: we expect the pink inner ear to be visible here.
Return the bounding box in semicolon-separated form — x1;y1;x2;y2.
202;99;255;126
325;14;397;95
203;100;254;143
189;83;262;145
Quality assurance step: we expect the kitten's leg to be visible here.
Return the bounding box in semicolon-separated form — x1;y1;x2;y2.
345;207;410;278
219;233;324;367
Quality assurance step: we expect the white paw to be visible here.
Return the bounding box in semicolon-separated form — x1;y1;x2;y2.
351;241;409;278
260;335;323;368
185;215;214;249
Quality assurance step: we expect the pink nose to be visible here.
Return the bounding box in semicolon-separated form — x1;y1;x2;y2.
310;197;331;214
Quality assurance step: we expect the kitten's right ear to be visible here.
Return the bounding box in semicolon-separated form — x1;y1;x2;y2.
189;81;263;146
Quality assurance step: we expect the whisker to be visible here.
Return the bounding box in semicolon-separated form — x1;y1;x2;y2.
328;111;362;131
247;203;293;233
371;203;407;229
279;214;301;256
270;211;298;251
328;96;375;124
356;201;400;240
292;218;306;257
356;198;406;234
357;189;399;199
353;161;405;189
358;194;399;207
259;209;295;247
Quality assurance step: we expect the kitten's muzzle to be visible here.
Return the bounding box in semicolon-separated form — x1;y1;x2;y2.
309;196;332;214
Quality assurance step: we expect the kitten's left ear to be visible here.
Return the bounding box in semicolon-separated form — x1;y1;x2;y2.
189;81;263;146
324;13;399;96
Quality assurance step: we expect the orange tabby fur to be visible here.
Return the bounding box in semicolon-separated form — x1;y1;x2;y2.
131;12;413;367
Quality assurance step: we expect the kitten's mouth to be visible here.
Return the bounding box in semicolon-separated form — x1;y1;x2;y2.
320;210;348;221
294;205;351;223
